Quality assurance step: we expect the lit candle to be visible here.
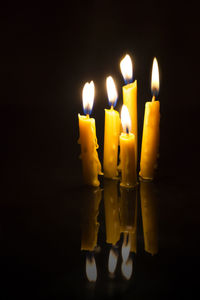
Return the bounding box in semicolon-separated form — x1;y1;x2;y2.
103;76;120;179
139;58;160;180
120;54;137;165
120;105;137;188
78;81;102;186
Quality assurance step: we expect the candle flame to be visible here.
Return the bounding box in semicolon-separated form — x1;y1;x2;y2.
121;233;131;263
108;247;118;276
121;258;133;280
121;105;131;134
82;81;95;115
86;255;97;282
106;76;118;108
120;54;133;84
151;57;159;97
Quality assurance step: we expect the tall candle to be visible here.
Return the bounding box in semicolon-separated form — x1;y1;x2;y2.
120;105;137;188
139;58;160;180
103;76;120;179
78;81;102;186
120;54;137;165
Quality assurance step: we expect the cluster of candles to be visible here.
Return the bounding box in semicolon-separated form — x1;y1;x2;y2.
78;54;160;187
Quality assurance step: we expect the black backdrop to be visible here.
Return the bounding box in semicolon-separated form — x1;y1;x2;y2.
1;0;200;299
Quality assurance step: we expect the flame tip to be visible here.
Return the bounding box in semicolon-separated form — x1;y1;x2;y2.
106;76;118;107
82;81;95;115
120;54;133;84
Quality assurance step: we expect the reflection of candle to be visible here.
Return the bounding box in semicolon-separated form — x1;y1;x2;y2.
86;254;97;282
120;54;137;165
78;81;102;186
139;58;160;180
140;181;158;255
104;179;120;245
119;187;137;233
120;105;137;188
103;76;120;179
81;187;102;251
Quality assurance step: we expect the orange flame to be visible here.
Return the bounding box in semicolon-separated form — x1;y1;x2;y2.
106;76;118;107
121;105;131;134
151;57;159;97
82;81;95;115
120;54;133;84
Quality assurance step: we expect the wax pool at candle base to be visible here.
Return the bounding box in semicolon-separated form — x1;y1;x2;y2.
78;114;102;187
139;100;160;180
120;133;137;188
103;108;120;179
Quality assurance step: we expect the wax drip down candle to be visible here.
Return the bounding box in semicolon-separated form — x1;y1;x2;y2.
78;81;102;187
120;54;138;166
139;58;160;180
120;105;137;188
103;76;120;179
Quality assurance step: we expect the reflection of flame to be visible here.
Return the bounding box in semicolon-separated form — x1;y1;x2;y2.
86;255;97;282
121;233;131;263
151;57;159;97
120;54;133;84
108;247;118;275
82;81;95;115
106;76;118;108
121;105;131;134
121;258;133;280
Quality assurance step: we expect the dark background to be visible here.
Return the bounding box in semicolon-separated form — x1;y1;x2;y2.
1;0;200;299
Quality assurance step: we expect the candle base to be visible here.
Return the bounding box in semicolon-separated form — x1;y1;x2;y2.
139;175;153;182
120;181;139;189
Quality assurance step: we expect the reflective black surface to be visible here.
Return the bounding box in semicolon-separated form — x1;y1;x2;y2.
1;175;200;299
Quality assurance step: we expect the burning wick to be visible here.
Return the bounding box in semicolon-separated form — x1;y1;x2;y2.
121;105;131;135
86;253;97;282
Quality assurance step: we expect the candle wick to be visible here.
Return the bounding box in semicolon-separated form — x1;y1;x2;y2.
86;114;89;119
152;95;156;102
111;105;113;110
126;127;129;135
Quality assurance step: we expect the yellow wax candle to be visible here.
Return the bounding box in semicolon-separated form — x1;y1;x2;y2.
139;58;160;180
104;179;120;245
78;81;102;187
103;76;120;179
120;105;137;188
140;181;158;255
120;54;137;165
81;187;102;251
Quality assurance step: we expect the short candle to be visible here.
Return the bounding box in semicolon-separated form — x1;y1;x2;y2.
120;105;137;188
